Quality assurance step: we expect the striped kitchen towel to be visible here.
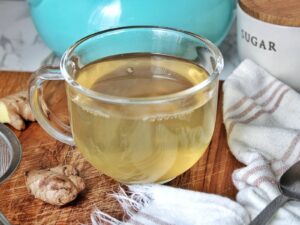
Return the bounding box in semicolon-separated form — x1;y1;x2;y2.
91;184;249;225
223;59;300;224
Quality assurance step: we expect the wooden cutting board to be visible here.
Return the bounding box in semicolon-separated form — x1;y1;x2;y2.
0;71;243;225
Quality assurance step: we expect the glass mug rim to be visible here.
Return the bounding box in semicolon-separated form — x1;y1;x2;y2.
60;26;224;104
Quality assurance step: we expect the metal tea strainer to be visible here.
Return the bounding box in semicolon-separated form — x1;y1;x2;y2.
0;123;22;183
0;211;11;225
0;124;22;183
0;124;21;225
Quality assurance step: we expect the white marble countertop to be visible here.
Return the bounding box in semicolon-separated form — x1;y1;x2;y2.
0;0;241;80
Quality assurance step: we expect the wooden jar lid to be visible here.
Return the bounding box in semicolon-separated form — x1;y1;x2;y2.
239;0;300;27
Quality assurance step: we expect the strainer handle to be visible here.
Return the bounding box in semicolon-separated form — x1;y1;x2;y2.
249;194;289;225
29;66;75;146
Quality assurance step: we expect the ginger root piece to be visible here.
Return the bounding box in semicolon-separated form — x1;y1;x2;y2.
0;91;35;130
25;165;85;206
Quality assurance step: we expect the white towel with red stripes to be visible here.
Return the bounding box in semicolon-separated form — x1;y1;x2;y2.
91;185;249;225
223;59;300;225
91;59;300;225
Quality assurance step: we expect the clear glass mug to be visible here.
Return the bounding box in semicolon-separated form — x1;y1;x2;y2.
29;26;223;184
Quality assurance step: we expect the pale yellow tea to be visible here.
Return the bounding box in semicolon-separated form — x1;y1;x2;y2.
68;53;217;183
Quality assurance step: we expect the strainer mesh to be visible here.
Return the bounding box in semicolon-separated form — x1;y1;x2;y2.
0;138;11;178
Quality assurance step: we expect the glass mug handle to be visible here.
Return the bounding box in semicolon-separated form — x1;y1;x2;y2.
29;66;75;146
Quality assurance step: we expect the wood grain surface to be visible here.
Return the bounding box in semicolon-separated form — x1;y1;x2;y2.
0;71;243;225
239;0;300;27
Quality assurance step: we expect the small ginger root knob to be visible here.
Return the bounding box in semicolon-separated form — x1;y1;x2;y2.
0;91;35;130
25;165;85;206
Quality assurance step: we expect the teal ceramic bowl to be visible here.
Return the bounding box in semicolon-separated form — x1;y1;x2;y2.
28;0;236;56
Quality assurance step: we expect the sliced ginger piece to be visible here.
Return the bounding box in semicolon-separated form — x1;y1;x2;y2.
0;91;35;130
25;165;85;206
